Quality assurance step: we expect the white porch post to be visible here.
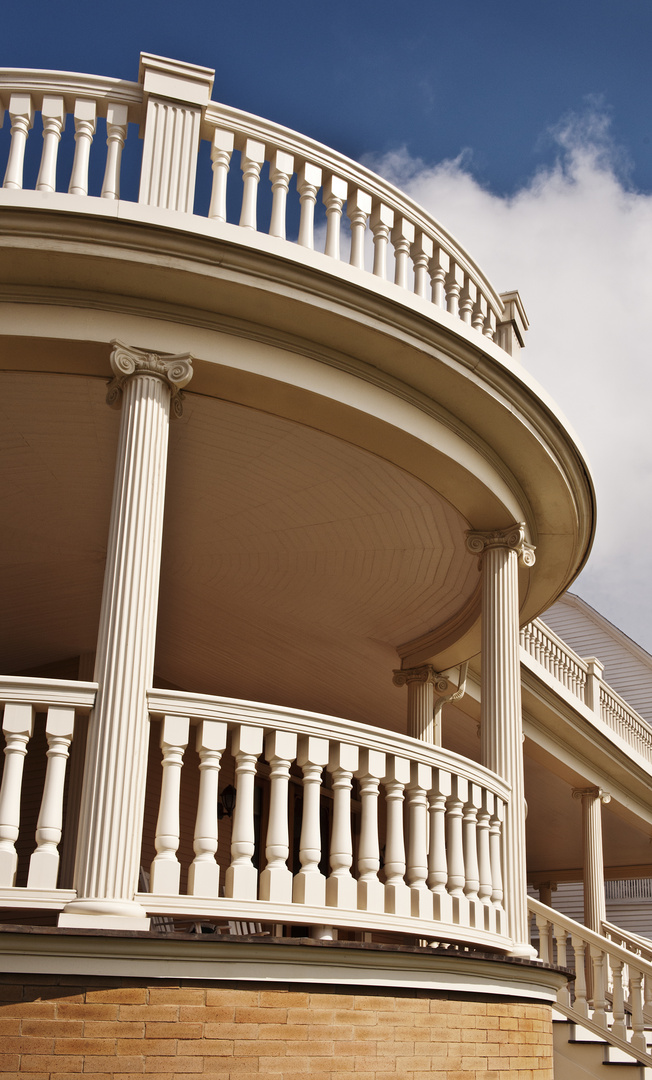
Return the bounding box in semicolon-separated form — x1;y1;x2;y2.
392;665;449;743
466;522;536;957
573;786;610;933
60;341;193;929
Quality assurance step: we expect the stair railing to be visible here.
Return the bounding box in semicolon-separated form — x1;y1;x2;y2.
529;896;652;1067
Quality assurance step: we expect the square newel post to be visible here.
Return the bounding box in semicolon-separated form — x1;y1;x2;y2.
496;291;529;359
138;52;214;213
60;342;193;929
466;522;536;958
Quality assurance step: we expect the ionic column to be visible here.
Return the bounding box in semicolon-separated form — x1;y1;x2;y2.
466;522;536;957
60;342;193;929
573;786;610;933
392;666;449;744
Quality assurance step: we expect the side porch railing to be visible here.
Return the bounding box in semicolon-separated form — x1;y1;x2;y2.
529;896;652;1067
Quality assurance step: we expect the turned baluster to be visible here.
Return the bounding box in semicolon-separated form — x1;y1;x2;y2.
391;216;415;290
445;261;464;318
347;189;372;270
571;935;589;1016
429;245;450;308
260;730;297;903
446;774;469;928
27;706;75;888
208;129;234;221
150;716;189;894
225;725;263;899
239;138;265;230
610;958;627;1041
36;96;65;193
462;783;481;916
484;307;497;340
370;203;394;279
628;969;647;1053
101;103;128;200
293;736;329;906
428;769;452;922
355;748;386;913
68;99;96;196
0;703;34;884
297;161;322;249
3;94;33;190
188;720;227;897
322;175;347;259
459;275;476;325
554;923;571;1006
489;800;505;915
477;789;493;927
325;742;358;909
412;233;433;298
406;761;433;919
383;756;411;916
472;292;488;334
268;149;294;239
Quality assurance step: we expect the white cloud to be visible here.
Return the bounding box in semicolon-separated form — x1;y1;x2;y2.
366;112;652;651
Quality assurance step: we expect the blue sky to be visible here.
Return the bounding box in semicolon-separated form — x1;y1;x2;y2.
3;1;652;649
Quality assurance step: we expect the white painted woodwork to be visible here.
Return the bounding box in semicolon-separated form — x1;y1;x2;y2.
27;706;75;889
391;216;415;289
36;95;65;193
347;189;372;269
188;720;227;896
476;789;493;922
297;161;322;249
138;53;213;213
259;729;297;902
392;665;448;744
326;742;358;909
406;761;432;919
225;724;264;900
573;786;609;934
0;703;34;884
459;275;476;325
68;99;96;196
370;203;393;279
322;175;347;259
101;102;128;200
239;138;265;230
430;246;450;308
467;523;536;957
269;149;294;239
462;782;481;926
3;93;33;189
412;232;433;298
208;128;234;221
60;343;193;929
445;773;470;926
445;260;464;317
293;736;329;906
150;715;190;895
428;769;452;922
355;748;386;913
383;755;411;916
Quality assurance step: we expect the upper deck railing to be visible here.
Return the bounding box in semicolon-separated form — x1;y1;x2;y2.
0;54;527;355
520;619;652;765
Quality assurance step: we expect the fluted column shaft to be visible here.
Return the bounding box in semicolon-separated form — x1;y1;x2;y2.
392;666;448;743
60;342;192;928
574;786;609;933
467;523;535;957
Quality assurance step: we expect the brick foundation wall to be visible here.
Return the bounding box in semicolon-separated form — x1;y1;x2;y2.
0;974;554;1079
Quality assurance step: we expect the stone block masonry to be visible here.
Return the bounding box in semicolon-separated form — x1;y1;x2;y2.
0;973;554;1078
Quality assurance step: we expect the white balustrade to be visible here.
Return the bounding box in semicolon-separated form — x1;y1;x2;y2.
0;703;34;884
27;706;75;888
133;689;510;949
150;715;189;895
529;897;652;1068
1;60;511;351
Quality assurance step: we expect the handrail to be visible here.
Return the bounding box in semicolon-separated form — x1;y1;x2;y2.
0;675;97;712
602;919;652;964
0;58;523;353
529;897;652;1066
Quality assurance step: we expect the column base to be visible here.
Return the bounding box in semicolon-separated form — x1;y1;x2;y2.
59;897;151;931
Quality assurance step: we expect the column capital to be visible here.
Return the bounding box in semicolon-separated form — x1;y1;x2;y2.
392;665;449;693
465;522;536;567
572;786;611;804
107;340;194;416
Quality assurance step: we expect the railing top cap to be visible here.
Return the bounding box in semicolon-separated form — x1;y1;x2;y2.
139;52;214;106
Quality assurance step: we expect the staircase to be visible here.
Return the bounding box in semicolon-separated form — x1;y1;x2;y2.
528;898;652;1078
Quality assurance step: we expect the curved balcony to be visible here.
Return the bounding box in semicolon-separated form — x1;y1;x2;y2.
0;676;510;953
